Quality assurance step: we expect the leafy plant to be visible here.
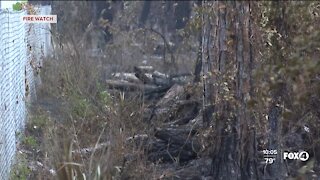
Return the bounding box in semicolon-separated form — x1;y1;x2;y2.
10;153;31;180
12;2;23;11
23;136;38;149
71;96;92;118
28;114;48;129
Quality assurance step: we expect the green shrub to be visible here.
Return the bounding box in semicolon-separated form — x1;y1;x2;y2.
71;95;93;118
10;153;30;180
22;136;38;149
12;2;23;11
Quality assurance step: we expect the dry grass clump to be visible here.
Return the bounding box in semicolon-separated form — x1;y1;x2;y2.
18;32;155;179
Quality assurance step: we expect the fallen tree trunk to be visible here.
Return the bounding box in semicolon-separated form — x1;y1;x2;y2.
170;72;193;78
148;146;198;163
106;80;158;92
154;128;201;152
152;72;190;86
143;84;172;95
156;84;185;106
112;72;141;83
135;65;154;73
134;66;153;84
166;115;196;126
147;137;200;163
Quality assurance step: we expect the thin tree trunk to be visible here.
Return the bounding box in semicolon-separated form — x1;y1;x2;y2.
211;2;240;180
242;2;259;179
193;1;203;84
139;1;151;27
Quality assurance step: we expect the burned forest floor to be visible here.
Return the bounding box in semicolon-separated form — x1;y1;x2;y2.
10;52;217;180
11;54;320;180
9;27;320;180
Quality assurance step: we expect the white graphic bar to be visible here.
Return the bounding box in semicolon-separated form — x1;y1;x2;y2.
21;15;57;23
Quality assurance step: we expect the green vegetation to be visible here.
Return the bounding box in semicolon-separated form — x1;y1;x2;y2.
22;136;37;149
12;1;27;11
10;153;31;180
27;114;48;130
12;2;23;11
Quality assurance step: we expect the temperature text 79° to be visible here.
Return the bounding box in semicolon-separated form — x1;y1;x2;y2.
265;158;275;164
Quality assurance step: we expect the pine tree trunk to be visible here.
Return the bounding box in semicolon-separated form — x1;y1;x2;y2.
208;2;258;179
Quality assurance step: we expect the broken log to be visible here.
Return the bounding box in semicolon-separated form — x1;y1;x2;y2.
152;71;171;86
134;66;153;84
169;72;193;78
153;71;169;79
147;137;199;163
163;100;200;123
154;127;201;153
164;114;204;131
143;84;172;95
152;76;171;86
145;126;201;163
167;116;197;126
106;80;158;92
171;76;191;85
156;84;185;107
135;65;154;73
148;146;197;163
152;72;190;86
112;72;140;83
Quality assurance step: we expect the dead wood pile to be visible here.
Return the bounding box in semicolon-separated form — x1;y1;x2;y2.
107;66;213;179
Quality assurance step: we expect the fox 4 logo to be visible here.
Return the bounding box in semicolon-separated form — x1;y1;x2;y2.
283;151;309;161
